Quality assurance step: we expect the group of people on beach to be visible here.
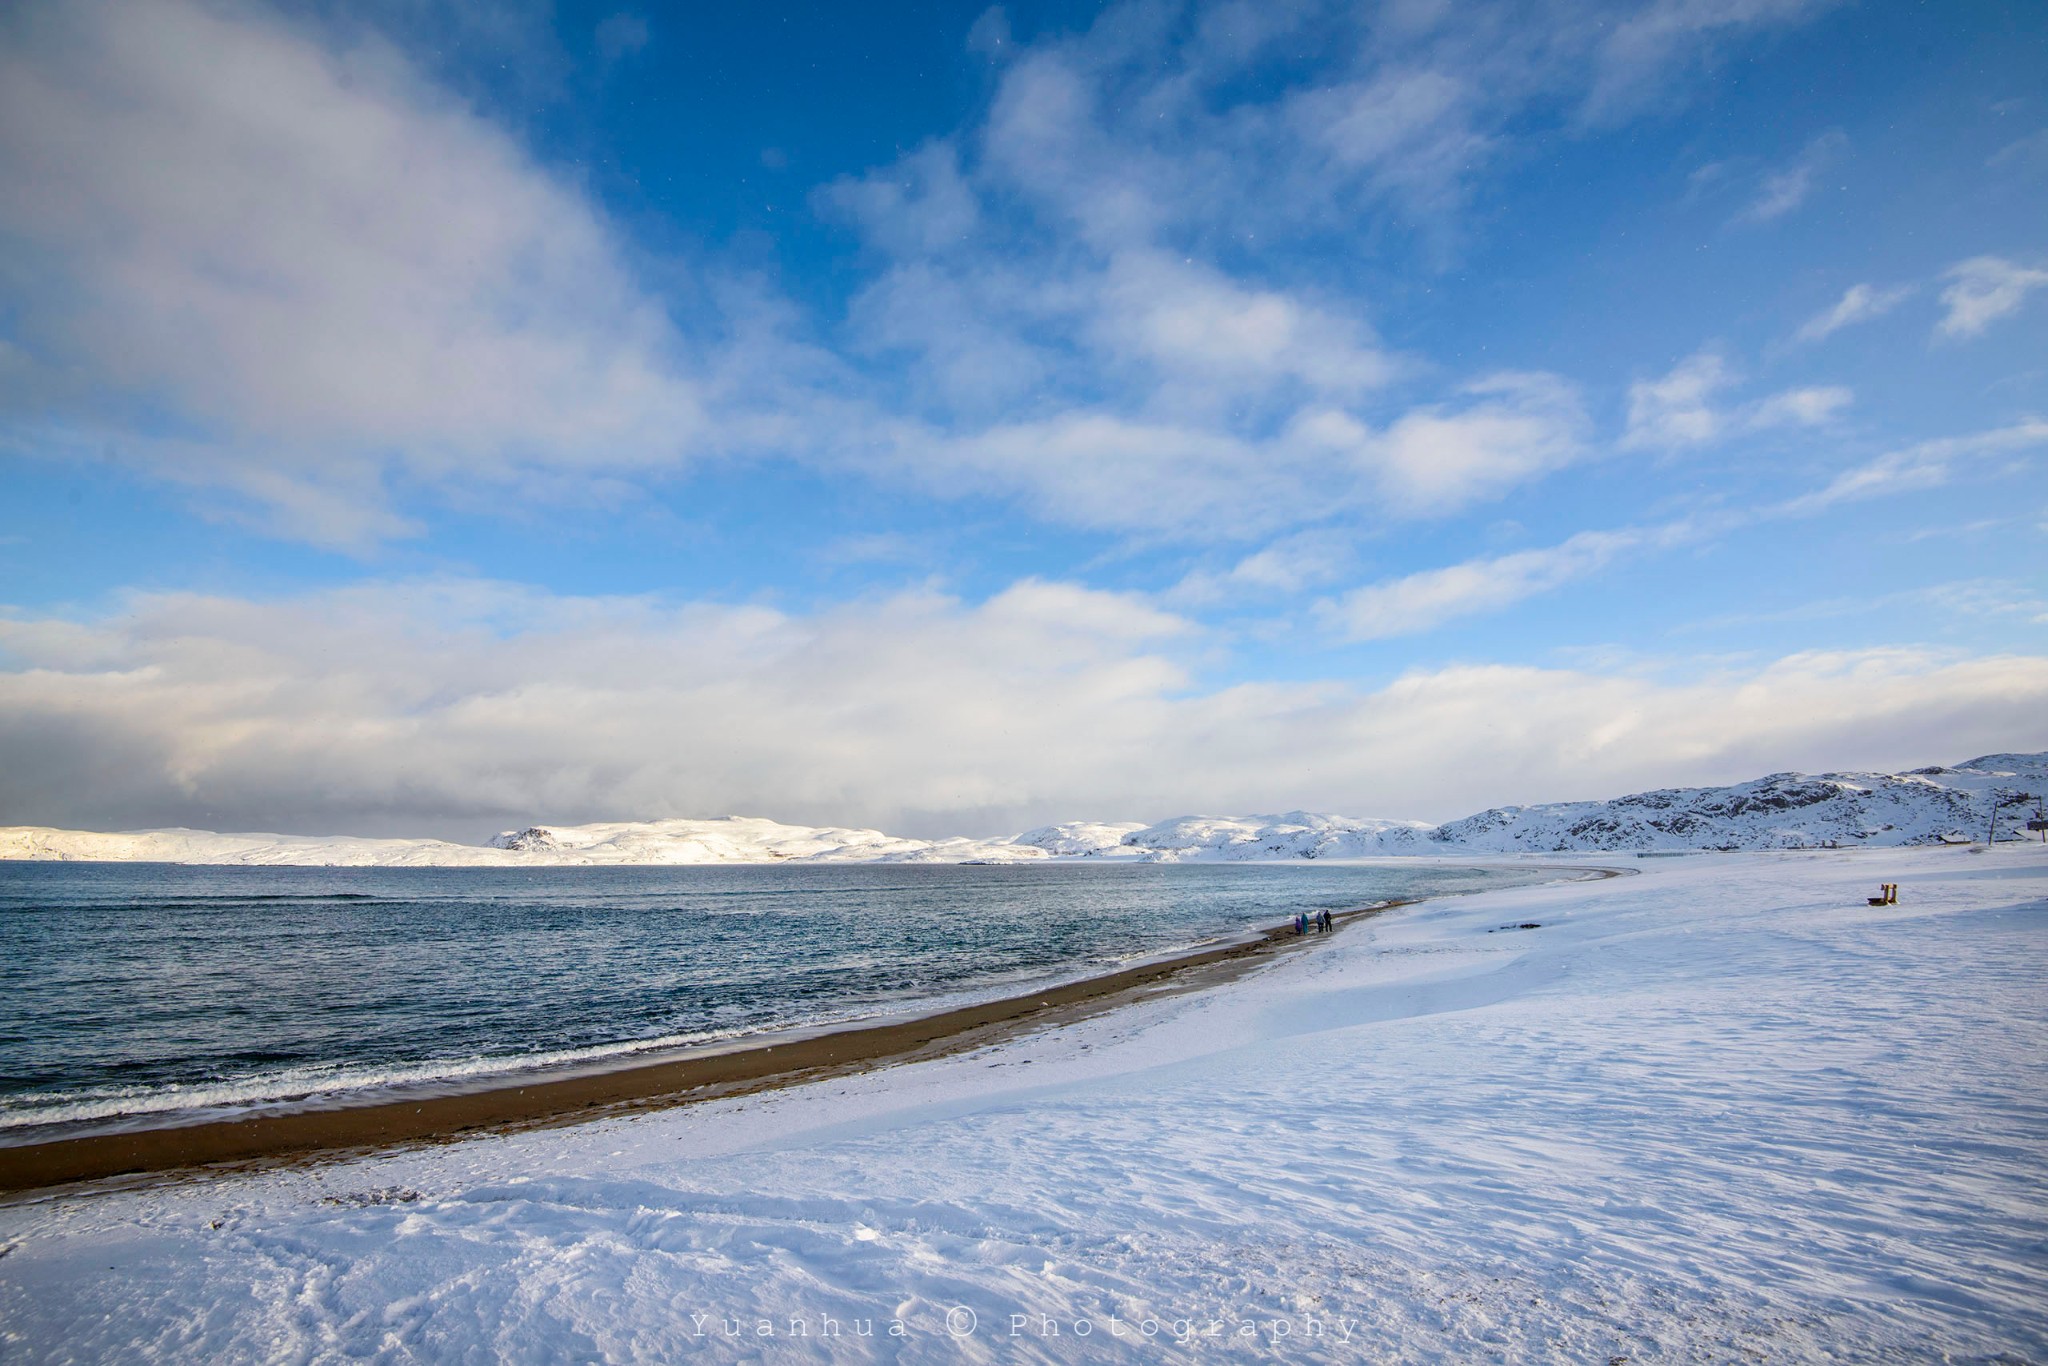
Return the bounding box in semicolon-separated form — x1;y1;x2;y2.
1294;909;1335;936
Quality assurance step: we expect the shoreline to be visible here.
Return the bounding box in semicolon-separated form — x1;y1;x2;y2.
0;901;1399;1197
0;864;1625;1197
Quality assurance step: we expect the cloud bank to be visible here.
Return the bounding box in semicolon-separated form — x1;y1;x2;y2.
3;580;2041;838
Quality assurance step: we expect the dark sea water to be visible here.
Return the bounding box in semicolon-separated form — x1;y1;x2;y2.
0;860;1555;1134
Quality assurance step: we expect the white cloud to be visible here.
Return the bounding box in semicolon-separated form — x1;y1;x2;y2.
1091;252;1397;403
1733;130;1845;224
0;0;709;542
1624;350;1849;450
1796;282;1914;343
1775;420;2048;516
915;413;1301;538
2;580;2040;833
888;369;1588;540
1936;256;2048;339
1166;531;1358;607
1672;577;2048;634
1287;67;1493;212
1334;647;2048;817
965;7;1012;58
1588;0;1843;121
0;577;1195;836
1311;415;2045;643
1623;351;1737;448
945;0;1842;247
828;227;1398;426
836;260;1061;416
1913;579;2048;624
816;142;982;259
1782;421;2048;516
1319;525;1675;640
1350;372;1589;514
976;45;1164;251
1747;385;1853;430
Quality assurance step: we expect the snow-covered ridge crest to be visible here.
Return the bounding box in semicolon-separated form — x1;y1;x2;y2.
1;752;2042;865
0;816;1049;868
1114;811;1437;861
1428;764;2007;854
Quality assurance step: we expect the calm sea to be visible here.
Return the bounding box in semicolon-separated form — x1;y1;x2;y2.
0;860;1554;1135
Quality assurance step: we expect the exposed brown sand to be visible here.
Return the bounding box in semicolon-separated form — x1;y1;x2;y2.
0;864;1624;1197
0;901;1401;1196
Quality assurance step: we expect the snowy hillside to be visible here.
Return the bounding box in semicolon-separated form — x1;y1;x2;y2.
1106;811;1437;860
1;752;2041;865
1010;820;1151;856
1027;753;2047;860
0;816;1038;867
0;826;507;867
1382;753;2042;856
481;816;1043;865
1424;758;2036;854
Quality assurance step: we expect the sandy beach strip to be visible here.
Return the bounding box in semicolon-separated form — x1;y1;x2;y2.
0;899;1414;1196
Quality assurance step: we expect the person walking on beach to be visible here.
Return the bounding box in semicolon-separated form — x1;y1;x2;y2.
1295;912;1307;936
1318;909;1333;933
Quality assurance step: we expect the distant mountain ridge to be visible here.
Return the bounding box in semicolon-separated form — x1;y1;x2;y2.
2;753;2042;865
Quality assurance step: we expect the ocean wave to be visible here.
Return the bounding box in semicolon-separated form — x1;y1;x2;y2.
0;1028;756;1133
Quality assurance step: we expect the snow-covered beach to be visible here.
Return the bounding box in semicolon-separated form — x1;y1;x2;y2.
3;843;2042;1362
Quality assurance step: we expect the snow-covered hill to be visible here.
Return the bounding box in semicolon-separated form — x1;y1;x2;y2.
2;752;2042;865
0;827;505;867
1099;754;2046;859
480;816;1044;865
0;816;1039;867
1107;811;1437;860
1423;760;2023;854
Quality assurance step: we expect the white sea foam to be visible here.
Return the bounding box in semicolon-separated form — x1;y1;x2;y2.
0;1029;746;1135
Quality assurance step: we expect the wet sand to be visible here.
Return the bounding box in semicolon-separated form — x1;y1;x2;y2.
0;900;1406;1196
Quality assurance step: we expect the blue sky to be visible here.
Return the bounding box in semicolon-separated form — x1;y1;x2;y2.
0;0;2044;838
